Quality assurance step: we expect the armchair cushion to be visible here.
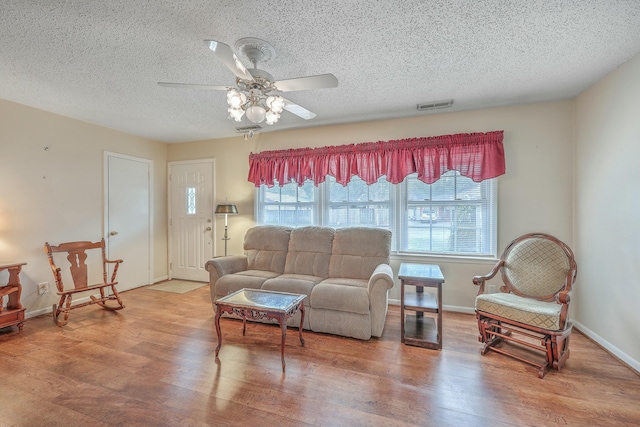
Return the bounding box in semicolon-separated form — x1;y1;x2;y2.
476;293;563;330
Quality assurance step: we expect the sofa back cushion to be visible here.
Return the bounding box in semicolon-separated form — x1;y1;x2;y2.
328;227;391;280
284;226;334;278
244;226;292;273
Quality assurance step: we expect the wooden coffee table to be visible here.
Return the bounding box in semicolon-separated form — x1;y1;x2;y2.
214;288;306;372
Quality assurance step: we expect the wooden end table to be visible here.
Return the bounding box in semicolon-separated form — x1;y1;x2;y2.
214;288;306;372
399;263;445;349
0;262;27;331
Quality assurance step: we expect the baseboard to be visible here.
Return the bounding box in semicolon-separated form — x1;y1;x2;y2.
154;275;169;283
25;295;93;319
572;320;640;375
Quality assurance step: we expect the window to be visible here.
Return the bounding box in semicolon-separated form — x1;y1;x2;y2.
326;176;391;229
186;187;196;214
256;172;497;257
257;181;316;227
402;171;496;255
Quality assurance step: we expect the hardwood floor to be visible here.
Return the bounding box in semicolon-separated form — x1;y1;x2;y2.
1;284;639;427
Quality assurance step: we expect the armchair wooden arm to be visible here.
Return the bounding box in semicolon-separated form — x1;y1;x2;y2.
472;260;504;295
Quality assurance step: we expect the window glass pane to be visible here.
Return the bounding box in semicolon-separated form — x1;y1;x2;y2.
264;186;282;203
369;179;390;201
329;180;347;202
407;177;430;202
431;170;456;201
186;187;196;214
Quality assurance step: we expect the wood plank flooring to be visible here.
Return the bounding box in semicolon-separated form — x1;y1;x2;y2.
1;284;639;427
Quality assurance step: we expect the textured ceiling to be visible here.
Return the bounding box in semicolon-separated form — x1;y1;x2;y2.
1;1;639;143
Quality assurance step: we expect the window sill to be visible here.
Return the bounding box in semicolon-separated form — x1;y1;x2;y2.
390;252;499;265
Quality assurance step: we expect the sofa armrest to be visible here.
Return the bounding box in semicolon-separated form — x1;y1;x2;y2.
205;256;248;283
368;263;394;337
367;263;394;294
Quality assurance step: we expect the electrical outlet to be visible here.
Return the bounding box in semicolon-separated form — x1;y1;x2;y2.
488;284;496;294
38;282;49;295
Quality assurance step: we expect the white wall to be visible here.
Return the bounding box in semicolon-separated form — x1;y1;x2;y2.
168;100;575;310
574;53;640;370
0;99;168;315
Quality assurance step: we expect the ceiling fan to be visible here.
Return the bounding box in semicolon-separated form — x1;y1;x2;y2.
158;37;338;126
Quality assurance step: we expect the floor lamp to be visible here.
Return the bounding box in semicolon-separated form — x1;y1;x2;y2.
214;203;238;256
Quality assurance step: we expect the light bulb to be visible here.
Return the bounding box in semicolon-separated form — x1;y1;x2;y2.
227;90;246;108
246;105;266;123
265;110;280;125
228;107;244;122
266;96;285;114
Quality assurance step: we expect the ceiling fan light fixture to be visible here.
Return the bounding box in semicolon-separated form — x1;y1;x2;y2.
246;104;266;123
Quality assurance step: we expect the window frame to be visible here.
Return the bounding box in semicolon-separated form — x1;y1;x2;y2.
255;173;497;258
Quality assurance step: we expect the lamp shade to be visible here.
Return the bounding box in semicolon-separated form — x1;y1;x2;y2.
215;203;238;215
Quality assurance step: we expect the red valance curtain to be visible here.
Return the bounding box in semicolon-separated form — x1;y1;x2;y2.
248;130;505;187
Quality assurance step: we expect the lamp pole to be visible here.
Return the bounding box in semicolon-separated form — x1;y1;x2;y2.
222;213;230;256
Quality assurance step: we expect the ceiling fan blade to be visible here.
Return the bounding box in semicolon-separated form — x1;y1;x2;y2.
158;82;231;90
204;40;253;81
275;74;338;92
282;97;317;120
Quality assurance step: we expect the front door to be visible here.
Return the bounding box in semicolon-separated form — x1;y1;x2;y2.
105;152;152;291
169;160;215;281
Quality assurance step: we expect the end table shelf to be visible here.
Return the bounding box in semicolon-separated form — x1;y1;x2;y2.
0;262;27;331
399;263;444;349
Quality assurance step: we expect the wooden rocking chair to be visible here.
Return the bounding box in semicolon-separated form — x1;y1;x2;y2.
473;233;577;378
44;239;125;326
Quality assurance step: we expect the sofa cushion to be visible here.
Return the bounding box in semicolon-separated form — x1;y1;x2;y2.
284;226;334;278
475;293;563;330
262;273;324;298
244;226;292;273
311;279;370;315
328;227;391;279
215;270;280;297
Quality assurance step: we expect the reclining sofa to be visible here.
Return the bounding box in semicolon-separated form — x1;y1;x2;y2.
205;225;394;340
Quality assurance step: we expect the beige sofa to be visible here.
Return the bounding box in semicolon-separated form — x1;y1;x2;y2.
205;225;394;340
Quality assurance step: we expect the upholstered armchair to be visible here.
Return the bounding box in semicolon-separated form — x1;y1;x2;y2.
473;233;577;378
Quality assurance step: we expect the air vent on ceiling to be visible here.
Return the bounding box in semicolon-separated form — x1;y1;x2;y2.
417;99;454;111
235;125;262;133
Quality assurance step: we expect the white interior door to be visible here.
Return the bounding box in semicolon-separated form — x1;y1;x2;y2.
169;160;214;281
105;152;152;291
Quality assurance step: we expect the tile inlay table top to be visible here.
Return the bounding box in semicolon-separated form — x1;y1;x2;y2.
214;288;306;372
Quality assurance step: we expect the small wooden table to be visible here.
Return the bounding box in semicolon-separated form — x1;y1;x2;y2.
399;263;445;349
214;288;306;372
0;262;27;331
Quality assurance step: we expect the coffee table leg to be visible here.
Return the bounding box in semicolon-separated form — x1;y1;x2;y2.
280;317;287;372
298;302;305;346
214;306;223;357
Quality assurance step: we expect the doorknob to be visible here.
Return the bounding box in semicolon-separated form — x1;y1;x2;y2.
110;231;119;236
205;227;212;231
